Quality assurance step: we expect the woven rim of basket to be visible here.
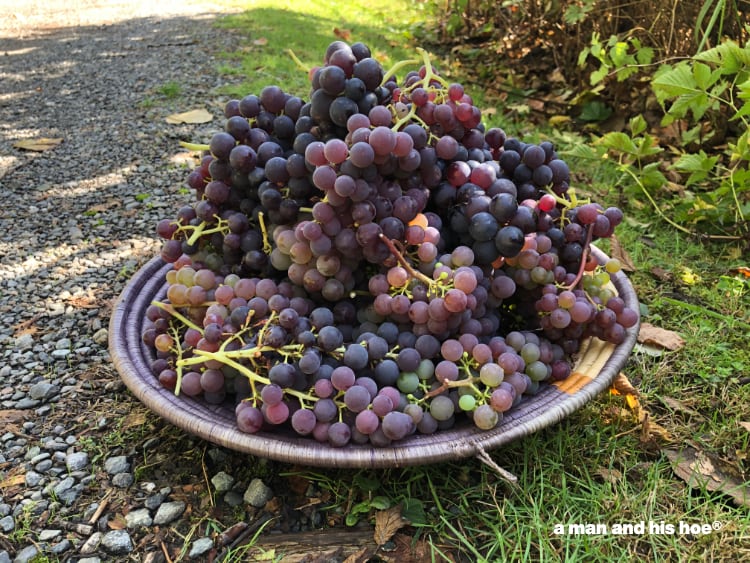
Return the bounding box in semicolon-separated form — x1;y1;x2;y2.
109;246;640;468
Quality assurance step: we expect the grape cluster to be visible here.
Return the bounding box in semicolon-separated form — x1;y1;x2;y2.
143;40;637;447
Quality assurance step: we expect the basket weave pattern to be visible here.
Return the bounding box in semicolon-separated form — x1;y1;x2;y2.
110;246;639;468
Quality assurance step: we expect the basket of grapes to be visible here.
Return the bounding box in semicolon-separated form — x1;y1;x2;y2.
110;41;640;468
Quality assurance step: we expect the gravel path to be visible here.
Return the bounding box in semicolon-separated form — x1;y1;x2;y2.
0;2;299;561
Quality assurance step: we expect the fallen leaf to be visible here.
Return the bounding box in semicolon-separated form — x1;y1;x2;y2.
680;267;701;285
334;28;352;41
343;547;374;563
650;266;672;282
730;266;750;278
13;137;63;151
0;410;27;425
374;505;407;546
596;467;623;484
611;372;639;397
641;411;672;442
739;421;750;432
164;108;213;124
253;37;268;46
548;115;572;127
663;447;750;508
609;234;636;272
661;396;702;418
637;322;685;351
108;514;127;530
0;473;26;489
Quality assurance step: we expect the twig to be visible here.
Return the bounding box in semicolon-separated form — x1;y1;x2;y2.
215;512;275;561
87;490;112;525
201;446;215;508
160;540;174;563
473;442;519;486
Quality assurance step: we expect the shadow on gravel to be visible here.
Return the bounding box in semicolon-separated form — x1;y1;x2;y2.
0;7;429;561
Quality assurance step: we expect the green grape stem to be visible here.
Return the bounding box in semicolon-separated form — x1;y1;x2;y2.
150;300;203;334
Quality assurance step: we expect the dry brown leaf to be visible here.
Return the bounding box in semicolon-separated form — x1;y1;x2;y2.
13;137;63;151
0;410;27;425
739;421;750;432
343;547;374;563
253;37;268;46
664;447;750;508
661;396;702;418
374;506;407;546
108;513;127;530
641;411;672;442
0;473;26;490
637;322;685;351
164;108;213;124
611;372;639;397
334;28;352;41
650;266;672;282
609;234;636;272
596;467;623;484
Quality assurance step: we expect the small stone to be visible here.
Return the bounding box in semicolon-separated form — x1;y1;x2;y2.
243;478;273;508
0;504;10;517
101;529;133;554
152;501;186;525
92;328;108;345
28;381;58;401
57;485;83;506
38;529;62;541
0;515;13;533
25;471;43;488
15;334;34;350
12;545;38;563
112;472;134;488
35;459;53;473
188;537;214;558
211;471;235;493
78;558;101;563
104;455;129;475
144;491;167;511
50;538;72;555
0;551;9;563
66;451;89;472
16;398;40;409
53;476;75;496
223;490;243;507
125;508;152;528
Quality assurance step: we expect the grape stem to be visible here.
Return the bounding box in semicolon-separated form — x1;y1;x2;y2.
378;233;434;287
179;141;210;152
559;225;595;291
150;300;203;334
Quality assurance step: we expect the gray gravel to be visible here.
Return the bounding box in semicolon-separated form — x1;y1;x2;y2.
0;1;295;560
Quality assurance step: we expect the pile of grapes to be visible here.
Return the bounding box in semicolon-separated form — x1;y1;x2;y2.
143;41;638;448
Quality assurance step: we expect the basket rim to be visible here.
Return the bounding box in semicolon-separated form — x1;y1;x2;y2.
109;245;640;468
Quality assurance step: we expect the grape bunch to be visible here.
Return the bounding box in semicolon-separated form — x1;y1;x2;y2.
142;40;638;447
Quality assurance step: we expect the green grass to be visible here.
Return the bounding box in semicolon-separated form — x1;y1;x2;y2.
155;2;750;560
212;0;430;98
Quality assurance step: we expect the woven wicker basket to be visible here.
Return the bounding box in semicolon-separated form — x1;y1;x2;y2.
110;246;639;468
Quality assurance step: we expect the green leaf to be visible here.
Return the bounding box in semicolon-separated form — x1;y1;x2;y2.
589;66;608;86
401;498;427;526
636;46;654;65
369;496;391;510
629;114;648;137
652;62;697;103
692;62;714;90
671;151;718;186
598;132;638;155
579;100;612;121
610;42;631;67
641;162;667;189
